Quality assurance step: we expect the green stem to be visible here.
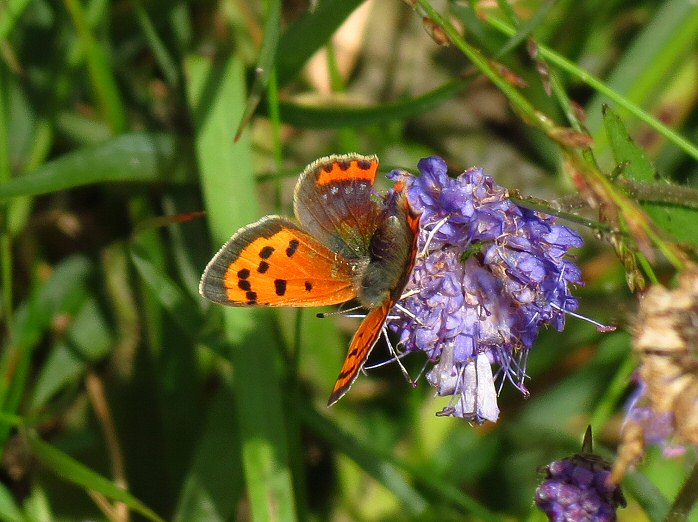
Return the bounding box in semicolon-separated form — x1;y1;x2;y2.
63;0;126;134
267;68;283;212
416;0;548;135
413;2;686;270
665;461;698;522
615;179;698;210
132;0;179;88
485;16;698;163
0;63;11;336
0;62;14;427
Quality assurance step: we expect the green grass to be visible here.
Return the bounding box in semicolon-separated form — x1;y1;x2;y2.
1;1;698;521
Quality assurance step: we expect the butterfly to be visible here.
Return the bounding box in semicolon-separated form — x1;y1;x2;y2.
199;154;421;405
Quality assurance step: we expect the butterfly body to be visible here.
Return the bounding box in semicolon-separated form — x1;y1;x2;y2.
356;190;417;308
200;154;420;405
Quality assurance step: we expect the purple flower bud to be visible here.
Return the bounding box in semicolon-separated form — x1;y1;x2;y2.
536;452;625;521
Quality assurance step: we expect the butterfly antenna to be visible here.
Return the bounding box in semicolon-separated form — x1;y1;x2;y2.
316;304;364;319
133;210;206;235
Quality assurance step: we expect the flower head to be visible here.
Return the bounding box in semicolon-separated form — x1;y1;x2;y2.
536;451;626;521
612;266;698;481
388;156;584;423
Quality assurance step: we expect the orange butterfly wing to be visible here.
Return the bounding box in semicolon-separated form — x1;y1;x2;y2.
199;216;358;307
294;154;382;260
327;299;392;406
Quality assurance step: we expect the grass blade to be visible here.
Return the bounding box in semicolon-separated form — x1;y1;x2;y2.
276;0;364;85
0;481;23;522
28;432;165;522
63;0;127;133
235;0;281;140
186;52;298;522
484;14;698;162
273;78;471;128
172;377;243;522
0;133;195;202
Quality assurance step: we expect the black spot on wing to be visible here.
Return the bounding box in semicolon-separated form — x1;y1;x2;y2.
304;281;312;292
259;246;275;259
238;268;250;279
274;279;287;296
245;291;257;304
286;239;300;257
357;159;372;170
257;261;270;273
238;280;251;291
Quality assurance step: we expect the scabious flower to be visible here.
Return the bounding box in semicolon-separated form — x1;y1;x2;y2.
612;266;698;482
388;156;584;423
536;448;626;521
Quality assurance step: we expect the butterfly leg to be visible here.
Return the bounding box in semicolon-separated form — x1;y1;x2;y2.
381;325;416;388
418;215;450;258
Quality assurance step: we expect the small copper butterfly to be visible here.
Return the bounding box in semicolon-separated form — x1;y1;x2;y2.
199;154;421;405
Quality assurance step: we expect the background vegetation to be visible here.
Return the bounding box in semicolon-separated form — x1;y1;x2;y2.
1;0;697;520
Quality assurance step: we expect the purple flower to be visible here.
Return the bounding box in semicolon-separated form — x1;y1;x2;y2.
536;453;626;521
388;157;584;423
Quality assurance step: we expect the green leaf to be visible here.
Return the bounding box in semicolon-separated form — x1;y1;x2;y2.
604;105;698;245
31;295;111;405
273;79;470;128
0;481;23;522
638;203;698;246
28;432;165;522
235;0;282;140
186;52;298;522
29;297;113;411
130;244;202;336
276;0;365;85
0;133;195;202
172;377;243;522
0;256;93;451
603;104;657;183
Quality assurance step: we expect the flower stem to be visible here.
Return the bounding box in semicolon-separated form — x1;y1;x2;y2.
484;15;698;163
664;461;698;522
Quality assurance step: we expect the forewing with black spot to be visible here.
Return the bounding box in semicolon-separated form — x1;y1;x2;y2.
199;216;358;307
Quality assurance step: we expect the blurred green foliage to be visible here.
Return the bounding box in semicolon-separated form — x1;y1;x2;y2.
1;0;697;521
